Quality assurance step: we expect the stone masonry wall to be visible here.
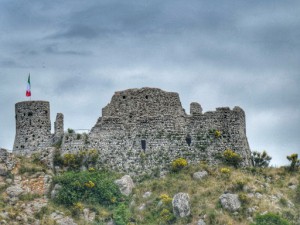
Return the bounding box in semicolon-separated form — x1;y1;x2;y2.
12;88;252;175
13;101;52;155
60;88;252;176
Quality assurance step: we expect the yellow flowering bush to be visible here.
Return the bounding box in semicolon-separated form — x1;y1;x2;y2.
111;197;116;203
171;158;188;171
84;180;95;188
223;149;242;168
160;194;172;204
88;167;95;172
74;202;84;211
215;130;221;138
220;167;231;175
63;153;76;167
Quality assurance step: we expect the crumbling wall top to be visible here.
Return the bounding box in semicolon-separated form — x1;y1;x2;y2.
101;87;186;120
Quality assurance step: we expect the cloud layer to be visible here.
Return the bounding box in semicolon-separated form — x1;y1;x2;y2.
1;0;299;165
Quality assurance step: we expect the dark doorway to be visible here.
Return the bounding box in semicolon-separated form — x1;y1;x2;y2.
186;135;191;146
141;140;146;151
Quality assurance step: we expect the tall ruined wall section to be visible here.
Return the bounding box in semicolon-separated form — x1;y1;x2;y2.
13;101;52;155
60;88;252;177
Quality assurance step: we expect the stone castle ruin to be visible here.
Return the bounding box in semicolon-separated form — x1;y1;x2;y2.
13;87;252;175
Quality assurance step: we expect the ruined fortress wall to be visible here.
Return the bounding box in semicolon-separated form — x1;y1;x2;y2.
13;88;251;175
13;101;52;154
187;106;252;166
60;88;252;176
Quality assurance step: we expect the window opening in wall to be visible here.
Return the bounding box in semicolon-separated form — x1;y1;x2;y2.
141;140;146;151
122;95;126;99
28;112;33;116
45;110;48;114
21;145;24;149
145;95;149;99
25;138;28;142
29;120;32;126
186;135;192;146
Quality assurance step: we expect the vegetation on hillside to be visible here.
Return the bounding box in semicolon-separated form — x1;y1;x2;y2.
0;150;300;225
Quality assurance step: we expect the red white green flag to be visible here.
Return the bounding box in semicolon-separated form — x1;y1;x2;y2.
26;74;31;97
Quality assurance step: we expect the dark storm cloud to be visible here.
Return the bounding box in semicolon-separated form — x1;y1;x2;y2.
0;0;299;165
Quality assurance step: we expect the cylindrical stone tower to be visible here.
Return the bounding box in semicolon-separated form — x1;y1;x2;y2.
13;101;51;154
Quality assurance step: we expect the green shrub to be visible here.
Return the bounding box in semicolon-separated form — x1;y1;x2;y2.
238;193;250;205
61;149;99;170
287;153;299;171
53;149;64;167
252;151;272;168
171;158;188;172
19;165;45;175
159;208;175;223
251;213;291;225
113;203;131;225
19;193;41;201
34;206;49;219
67;128;75;134
53;171;122;206
232;180;246;192
223;149;242;168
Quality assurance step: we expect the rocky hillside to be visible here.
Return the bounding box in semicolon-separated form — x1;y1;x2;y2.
0;148;299;225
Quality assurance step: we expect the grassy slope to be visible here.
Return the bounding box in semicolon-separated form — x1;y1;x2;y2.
0;157;299;225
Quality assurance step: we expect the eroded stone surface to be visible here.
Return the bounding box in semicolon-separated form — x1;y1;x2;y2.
114;175;135;196
172;192;190;217
219;193;241;212
193;171;208;180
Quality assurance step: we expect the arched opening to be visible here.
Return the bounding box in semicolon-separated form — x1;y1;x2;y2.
122;95;126;99
145;95;149;99
186;135;192;146
141;140;146;151
28;112;33;116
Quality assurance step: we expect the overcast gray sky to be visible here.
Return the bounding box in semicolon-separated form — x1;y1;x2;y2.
1;0;299;166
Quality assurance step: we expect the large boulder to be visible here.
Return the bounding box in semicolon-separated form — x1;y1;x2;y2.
114;175;135;196
172;192;190;217
219;193;241;212
51;184;62;199
197;219;206;225
193;171;208;180
6;185;24;198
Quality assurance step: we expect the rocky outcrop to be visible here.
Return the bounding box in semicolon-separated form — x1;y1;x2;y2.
50;212;77;225
193;171;208;180
197;219;206;225
114;175;135;196
0;148;15;173
172;192;190;217
219;193;241;212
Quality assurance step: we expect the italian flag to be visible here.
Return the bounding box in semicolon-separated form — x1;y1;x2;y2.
26;74;31;97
